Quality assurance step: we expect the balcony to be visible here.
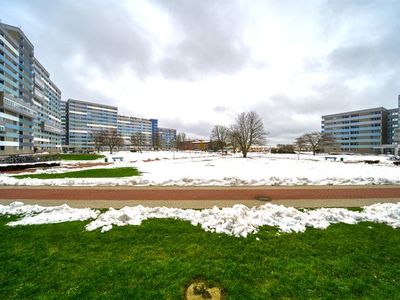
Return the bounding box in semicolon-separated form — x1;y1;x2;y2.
0;93;36;119
35;77;45;89
40;121;63;135
34;87;45;100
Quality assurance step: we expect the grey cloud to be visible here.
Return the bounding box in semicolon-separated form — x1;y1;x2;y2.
251;97;322;144
328;38;400;76
321;0;400;78
1;0;155;102
2;0;400;145
299;0;400;122
213;106;229;113
2;0;252;99
250;86;376;145
154;0;251;79
25;0;153;76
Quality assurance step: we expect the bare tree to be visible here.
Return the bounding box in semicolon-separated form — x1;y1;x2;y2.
320;132;338;153
272;144;295;154
210;125;229;153
131;132;145;152
300;132;320;155
227;128;240;154
294;136;308;152
103;130;124;154
175;132;187;151
91;130;106;153
231;111;267;158
299;132;336;155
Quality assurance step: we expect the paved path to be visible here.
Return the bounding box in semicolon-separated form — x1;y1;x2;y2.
0;186;399;208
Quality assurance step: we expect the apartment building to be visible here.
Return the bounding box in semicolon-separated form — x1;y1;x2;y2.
33;58;62;152
1;23;177;155
0;22;62;155
0;91;35;154
0;25;19;99
0;23;35;154
0;23;34;104
60;100;67;146
150;119;159;149
387;108;399;145
322;107;395;153
66;99;118;151
117;115;153;150
158;127;177;150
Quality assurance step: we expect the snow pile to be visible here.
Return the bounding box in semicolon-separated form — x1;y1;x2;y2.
85;206;201;233
1;175;400;187
1;202;399;237
85;203;400;237
0;201;99;226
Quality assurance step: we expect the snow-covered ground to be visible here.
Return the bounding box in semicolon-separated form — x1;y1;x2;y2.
1;201;399;237
1;151;400;186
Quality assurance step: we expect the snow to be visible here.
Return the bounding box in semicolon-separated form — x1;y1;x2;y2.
1;151;400;186
1;202;399;237
0;201;99;226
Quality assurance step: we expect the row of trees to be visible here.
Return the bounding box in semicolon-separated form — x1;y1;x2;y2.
209;112;337;157
294;132;337;155
273;132;338;155
210;111;267;158
92;130;123;154
91;130;150;154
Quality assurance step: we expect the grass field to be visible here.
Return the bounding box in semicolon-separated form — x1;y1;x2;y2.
0;216;399;299
55;154;104;161
13;167;140;179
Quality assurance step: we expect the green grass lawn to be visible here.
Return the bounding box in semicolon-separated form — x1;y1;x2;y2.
55;153;105;161
13;167;140;179
0;217;399;299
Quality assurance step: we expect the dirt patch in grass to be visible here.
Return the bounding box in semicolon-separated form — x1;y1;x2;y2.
185;281;223;300
63;162;112;169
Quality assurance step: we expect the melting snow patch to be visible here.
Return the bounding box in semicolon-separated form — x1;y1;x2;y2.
0;202;99;226
1;202;399;237
85;203;400;237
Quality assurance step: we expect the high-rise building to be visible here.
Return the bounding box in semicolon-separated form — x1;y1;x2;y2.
66;99;118;151
322;95;400;155
0;23;35;154
150;119;159;149
0;91;35;154
322;107;389;153
0;23;34;104
158;127;176;150
0;25;19;99
117;115;154;150
33;58;62;152
1;22;62;155
387;108;399;145
1;23;175;155
60;100;67;147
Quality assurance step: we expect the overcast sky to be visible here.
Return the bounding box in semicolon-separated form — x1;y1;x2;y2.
1;0;399;144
